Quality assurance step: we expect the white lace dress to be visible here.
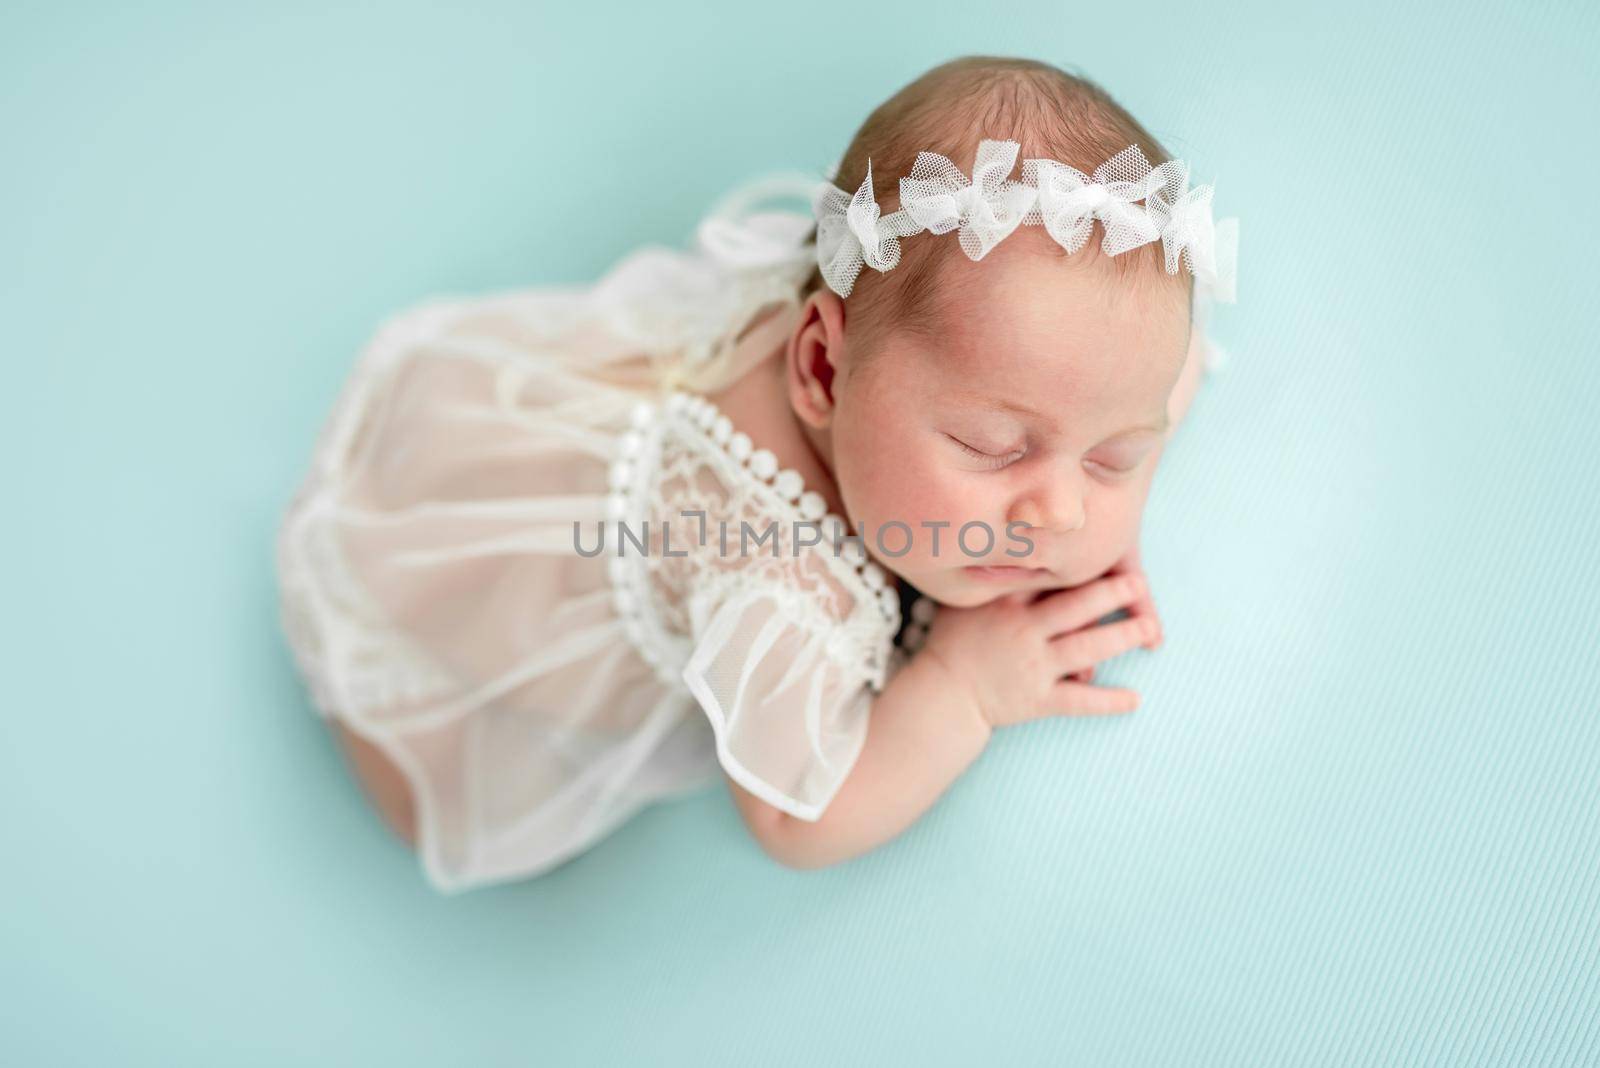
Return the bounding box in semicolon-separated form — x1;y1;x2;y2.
274;197;937;893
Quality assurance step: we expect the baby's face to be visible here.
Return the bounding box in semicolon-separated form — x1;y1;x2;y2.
830;232;1192;608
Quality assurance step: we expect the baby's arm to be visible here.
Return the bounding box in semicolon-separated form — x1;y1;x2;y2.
333;722;417;845
727;645;991;869
731;574;1154;869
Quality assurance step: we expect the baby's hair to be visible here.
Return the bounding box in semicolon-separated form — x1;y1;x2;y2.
799;55;1193;359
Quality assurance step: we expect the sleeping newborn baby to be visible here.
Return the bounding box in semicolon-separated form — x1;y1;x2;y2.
275;54;1234;892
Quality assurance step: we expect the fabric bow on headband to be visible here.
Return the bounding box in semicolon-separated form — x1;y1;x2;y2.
812;138;1239;304
899;139;1039;260
813;159;925;293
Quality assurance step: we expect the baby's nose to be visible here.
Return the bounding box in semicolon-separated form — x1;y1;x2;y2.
1009;484;1086;535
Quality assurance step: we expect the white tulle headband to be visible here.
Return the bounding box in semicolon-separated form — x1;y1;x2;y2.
811;138;1239;304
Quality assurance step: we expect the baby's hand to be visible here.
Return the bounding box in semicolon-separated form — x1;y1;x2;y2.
918;574;1157;729
1064;545;1160;683
1101;543;1162;651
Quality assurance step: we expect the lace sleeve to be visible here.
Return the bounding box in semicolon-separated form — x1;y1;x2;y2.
680;581;875;821
617;387;901;822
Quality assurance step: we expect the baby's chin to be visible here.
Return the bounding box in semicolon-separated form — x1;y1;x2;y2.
903;565;1086;609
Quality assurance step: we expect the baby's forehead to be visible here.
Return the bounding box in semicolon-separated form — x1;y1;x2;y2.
921;230;1188;331
875;262;1190;414
923;286;1187;375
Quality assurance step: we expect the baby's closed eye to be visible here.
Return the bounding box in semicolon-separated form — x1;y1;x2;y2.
944;433;1025;470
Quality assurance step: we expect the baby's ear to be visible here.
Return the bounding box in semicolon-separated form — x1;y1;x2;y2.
787;290;845;429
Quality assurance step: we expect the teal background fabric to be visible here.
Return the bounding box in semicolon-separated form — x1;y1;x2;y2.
5;2;1598;1064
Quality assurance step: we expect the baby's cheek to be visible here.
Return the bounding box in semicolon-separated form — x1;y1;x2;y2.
840;449;951;562
840;434;920;518
1088;485;1152;567
852;470;924;539
895;474;990;569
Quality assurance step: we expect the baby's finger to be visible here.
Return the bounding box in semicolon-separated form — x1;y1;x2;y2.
1031;573;1146;638
1129;590;1162;650
1044;680;1141;716
1050;616;1153;674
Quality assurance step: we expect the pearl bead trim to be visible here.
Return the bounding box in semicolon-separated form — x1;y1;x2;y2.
602;390;903;685
900;593;937;654
663;388;901;626
604;398;680;686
